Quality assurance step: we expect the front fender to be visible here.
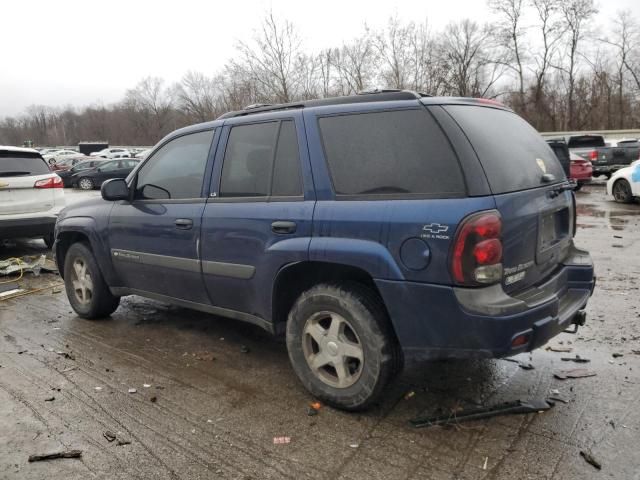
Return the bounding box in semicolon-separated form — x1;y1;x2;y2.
309;237;404;280
55;216;118;284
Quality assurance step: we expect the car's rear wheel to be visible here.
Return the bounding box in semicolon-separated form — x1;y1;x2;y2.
613;179;633;203
78;178;94;190
64;242;120;319
286;282;401;411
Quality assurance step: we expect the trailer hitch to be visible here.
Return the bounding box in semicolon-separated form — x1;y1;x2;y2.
564;310;586;334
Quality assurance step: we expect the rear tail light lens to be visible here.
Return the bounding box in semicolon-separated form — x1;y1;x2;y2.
589;150;598;161
34;176;63;189
451;211;503;286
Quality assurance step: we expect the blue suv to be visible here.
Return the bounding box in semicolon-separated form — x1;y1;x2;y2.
54;91;595;410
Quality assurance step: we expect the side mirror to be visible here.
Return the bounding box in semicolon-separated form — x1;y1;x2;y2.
101;178;129;201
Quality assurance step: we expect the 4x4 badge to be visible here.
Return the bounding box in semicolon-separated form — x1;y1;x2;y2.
422;223;449;234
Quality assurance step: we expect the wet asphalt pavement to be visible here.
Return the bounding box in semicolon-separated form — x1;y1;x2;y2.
1;183;639;479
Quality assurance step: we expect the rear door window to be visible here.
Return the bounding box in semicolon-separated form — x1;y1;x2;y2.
0;153;50;176
318;109;464;197
271;121;303;197
445;106;565;194
567;136;605;148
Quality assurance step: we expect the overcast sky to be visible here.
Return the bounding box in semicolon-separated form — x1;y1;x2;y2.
1;0;638;117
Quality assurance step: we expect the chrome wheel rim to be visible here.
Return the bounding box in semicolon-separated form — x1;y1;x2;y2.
302;311;364;388
71;257;93;305
79;178;92;190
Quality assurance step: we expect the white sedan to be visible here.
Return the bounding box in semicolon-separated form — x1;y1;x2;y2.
607;159;640;203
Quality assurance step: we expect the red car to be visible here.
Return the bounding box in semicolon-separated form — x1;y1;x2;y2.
50;156;87;172
570;152;592;190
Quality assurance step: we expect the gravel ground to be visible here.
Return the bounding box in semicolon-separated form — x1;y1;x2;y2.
0;182;638;480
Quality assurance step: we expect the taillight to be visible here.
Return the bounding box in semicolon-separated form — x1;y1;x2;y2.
451;211;503;286
34;176;63;189
589;150;598;161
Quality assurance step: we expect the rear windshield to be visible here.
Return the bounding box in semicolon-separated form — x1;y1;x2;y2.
0;153;50;176
567;135;605;148
445;106;565;193
318;109;465;197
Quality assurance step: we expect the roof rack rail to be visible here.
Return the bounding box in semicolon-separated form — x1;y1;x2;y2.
217;89;431;120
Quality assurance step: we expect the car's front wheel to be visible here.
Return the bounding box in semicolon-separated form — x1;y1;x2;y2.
613;179;633;203
286;282;401;411
63;242;120;319
78;178;94;190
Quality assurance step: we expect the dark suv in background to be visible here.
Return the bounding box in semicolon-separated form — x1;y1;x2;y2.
54;91;595;410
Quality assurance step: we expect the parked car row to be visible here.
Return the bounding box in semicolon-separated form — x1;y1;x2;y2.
567;135;640;178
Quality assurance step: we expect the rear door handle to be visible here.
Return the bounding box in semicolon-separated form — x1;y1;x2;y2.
175;218;193;230
271;221;296;234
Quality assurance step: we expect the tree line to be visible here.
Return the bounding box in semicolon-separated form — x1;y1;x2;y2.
1;0;640;147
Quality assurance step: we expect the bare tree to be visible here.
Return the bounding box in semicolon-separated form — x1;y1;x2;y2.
441;20;505;97
124;77;175;143
556;0;598;129
233;11;302;103
489;0;527;112
332;32;377;94
374;17;413;89
175;71;220;123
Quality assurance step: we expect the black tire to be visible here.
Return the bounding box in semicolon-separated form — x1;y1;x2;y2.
573;182;582;191
78;177;94;190
43;233;54;249
612;179;633;203
286;282;401;411
63;242;120;319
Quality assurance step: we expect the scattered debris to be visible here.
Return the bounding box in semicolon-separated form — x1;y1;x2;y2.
632;350;640;355
612;353;624;358
143;384;151;388
310;401;322;411
554;369;597;380
404;390;416;400
103;431;116;442
482;457;488;470
44;396;55;402
307;406;318;416
410;399;554;428
349;443;359;448
547;396;569;404
28;450;83;462
17;350;27;355
56;351;76;361
116;439;131;446
240;345;250;354
94;387;102;391
519;362;535;370
150;396;157;403
61;366;77;373
1;255;46;277
549;389;560;395
273;436;290;445
561;356;590;363
128;388;137;394
580;450;602;470
546;346;573;353
194;351;215;361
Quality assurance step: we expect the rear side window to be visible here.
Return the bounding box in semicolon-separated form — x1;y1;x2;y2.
567;135;605;148
0;153;50;176
318;109;464;196
220;120;302;198
446;106;565;194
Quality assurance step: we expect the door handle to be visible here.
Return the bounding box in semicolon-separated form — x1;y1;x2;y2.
271;221;296;234
175;218;193;230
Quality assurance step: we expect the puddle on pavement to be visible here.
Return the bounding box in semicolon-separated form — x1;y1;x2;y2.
576;202;640;231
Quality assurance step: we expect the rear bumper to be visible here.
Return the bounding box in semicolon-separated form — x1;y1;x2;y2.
376;246;595;361
0;216;57;239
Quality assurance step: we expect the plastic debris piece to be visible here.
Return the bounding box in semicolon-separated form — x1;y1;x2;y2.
150;396;157;403
612;353;623;358
143;384;151;388
404;391;416;400
519;362;535;370
546;346;573;353
116;439;131;446
103;431;116;442
94;387;102;391
561;356;590;363
549;389;560;395
349;443;359;448
44;396;55;402
310;401;322;411
410;399;554;428
554;369;597;380
28;450;83;462
307;406;318;416
580;451;601;470
547;396;569;404
128;388;137;394
240;345;250;353
483;457;488;470
273;436;291;445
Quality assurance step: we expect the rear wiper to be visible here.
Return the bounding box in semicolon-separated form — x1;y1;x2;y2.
0;171;32;177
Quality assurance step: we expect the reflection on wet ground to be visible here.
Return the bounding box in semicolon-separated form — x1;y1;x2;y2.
575;187;640;232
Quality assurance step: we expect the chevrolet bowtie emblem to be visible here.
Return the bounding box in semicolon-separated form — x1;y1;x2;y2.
422;223;449;234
